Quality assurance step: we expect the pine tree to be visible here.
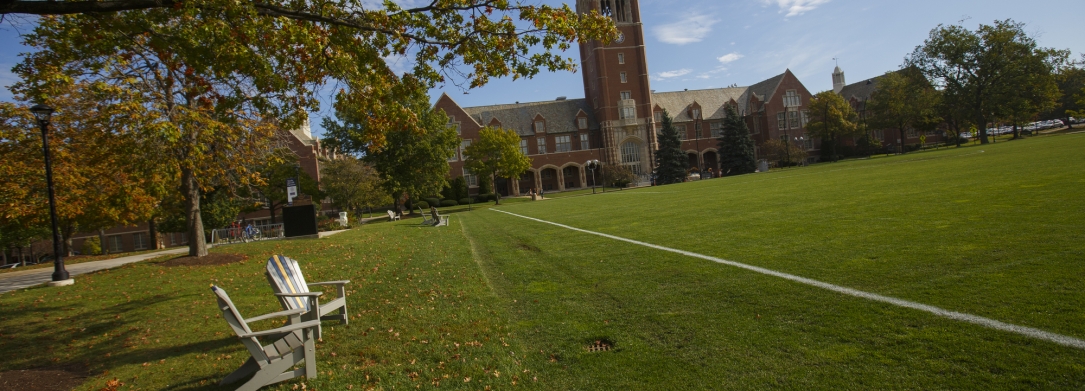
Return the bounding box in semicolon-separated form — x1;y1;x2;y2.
654;110;687;184
717;105;757;175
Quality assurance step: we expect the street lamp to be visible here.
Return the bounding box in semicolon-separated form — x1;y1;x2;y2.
30;103;72;286
585;160;599;194
794;136;805;167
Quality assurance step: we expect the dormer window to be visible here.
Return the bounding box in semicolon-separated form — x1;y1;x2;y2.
578;117;587;129
654;111;662;123
534;120;546;133
692;108;701;120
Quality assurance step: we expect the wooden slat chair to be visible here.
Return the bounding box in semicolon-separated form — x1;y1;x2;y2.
386;210;400;221
265;255;350;340
211;285;319;391
417;206;435;226
429;207;449;227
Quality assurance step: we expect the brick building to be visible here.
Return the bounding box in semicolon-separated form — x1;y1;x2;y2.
435;0;821;195
833;66;945;151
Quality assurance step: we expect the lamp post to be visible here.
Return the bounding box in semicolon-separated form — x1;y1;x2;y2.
794;136;805;167
586;159;599;194
30;104;72;286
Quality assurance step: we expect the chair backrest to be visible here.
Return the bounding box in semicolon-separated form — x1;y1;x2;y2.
387;210;395;218
265;255;311;311
211;285;253;336
430;208;440;221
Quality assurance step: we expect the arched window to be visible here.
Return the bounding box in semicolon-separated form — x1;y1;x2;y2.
620;141;641;174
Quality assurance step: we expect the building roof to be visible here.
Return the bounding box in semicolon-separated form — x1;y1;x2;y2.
746;71;787;108
838;76;883;102
461;98;598;136
650;87;747;122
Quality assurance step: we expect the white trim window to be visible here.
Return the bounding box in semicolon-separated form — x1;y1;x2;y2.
620;141;642;175
463;168;478;187
676;124;687;140
555;135;571;152
620;72;627;83
108;235;123;253
801;110;810;127
777;112;786;130
459;139;472;161
694;122;702;138
534;120;546;133
710;122;722;138
907;128;918;138
654;111;662;123
618;52;625;64
537;137;547;154
692;108;701;119
788;111;800;129
520;139;529;155
133;232;148;250
578;117;587;130
783;90;801;108
448;115;461;135
620;106;636;119
620;91;631;100
580;133;590;150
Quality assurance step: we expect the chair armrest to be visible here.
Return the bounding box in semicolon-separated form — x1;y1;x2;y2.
274;292;323;297
245;308;306;323
308;280;351;286
239;320;321;338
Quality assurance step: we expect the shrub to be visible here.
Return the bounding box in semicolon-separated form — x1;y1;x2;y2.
451;177;469;201
424;197;441;208
459;198;472;205
81;236;102;256
477;193;495;202
440;199;458;207
415;201;429;209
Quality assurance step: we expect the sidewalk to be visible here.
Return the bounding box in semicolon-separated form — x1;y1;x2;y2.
0;247;188;294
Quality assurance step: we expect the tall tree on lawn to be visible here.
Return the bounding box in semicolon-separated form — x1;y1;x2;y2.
806;91;860;162
653;110;687;185
867;68;942;153
716;105;757;176
463;127;532;205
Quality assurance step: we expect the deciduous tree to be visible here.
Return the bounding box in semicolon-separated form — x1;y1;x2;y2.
251;150;323;225
463;127;532;205
806;91;859;162
716;105;756;176
321;156;390;217
867;68;941;153
653;110;686;185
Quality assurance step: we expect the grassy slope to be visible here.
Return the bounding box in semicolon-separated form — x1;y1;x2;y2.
460;134;1085;389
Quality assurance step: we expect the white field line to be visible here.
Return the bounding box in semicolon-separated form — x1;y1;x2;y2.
492;209;1085;350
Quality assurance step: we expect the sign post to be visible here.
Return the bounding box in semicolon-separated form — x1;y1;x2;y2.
286;178;298;206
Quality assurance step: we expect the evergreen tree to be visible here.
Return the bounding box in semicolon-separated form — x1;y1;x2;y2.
653;110;687;184
716;105;757;176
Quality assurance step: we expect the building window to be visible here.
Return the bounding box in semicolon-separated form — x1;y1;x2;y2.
459;139;472;161
537;137;547;154
448;116;460;135
520;139;529;155
555;135;571;152
580;133;589;150
654;111;662;123
676;124;686;140
692;108;700;119
578;117;587;129
133;232;148;250
463;168;478;187
534;120;546;133
618;53;625;64
788;111;800;129
783;90;800;107
907;128;918;138
620;141;642;175
620;72;627;83
873;129;884;141
620;106;636;119
803;137;814;150
710;122;722;138
752;116;761;134
108;235;123;253
694;122;702;138
801;110;810;127
777;112;786;130
620;91;631;100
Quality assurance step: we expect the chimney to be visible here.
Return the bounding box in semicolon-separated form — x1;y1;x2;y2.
556;96;567;101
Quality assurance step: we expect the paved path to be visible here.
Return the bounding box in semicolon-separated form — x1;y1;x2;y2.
0;248;187;294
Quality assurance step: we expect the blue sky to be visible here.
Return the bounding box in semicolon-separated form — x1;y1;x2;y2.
3;0;1084;138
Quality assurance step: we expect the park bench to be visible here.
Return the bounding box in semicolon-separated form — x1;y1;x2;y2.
211;285;320;391
265;255;350;340
386;210;400;221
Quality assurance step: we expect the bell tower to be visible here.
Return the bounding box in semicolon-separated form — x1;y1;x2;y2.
577;0;654;179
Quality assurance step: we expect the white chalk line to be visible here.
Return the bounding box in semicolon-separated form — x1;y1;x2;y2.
492;209;1085;350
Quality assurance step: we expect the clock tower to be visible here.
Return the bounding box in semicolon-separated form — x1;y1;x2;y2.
577;0;654;179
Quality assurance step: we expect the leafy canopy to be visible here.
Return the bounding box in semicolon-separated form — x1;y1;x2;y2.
463;126;532;204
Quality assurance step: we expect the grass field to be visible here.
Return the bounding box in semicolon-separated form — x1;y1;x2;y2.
1;133;1083;390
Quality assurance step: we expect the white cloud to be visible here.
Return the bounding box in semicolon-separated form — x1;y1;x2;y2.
761;0;830;17
657;69;692;79
653;15;718;45
717;53;744;64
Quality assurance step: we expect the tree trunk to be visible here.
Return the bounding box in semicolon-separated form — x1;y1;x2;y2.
977;114;989;144
98;229;108;255
29;242;35;264
1012;122;1019;139
148;218;159;249
18;246;25;267
492;174;500;205
181;168;208;257
2;247;7;265
1065;115;1073;130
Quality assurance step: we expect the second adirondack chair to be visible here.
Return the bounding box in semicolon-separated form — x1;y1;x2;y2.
211;285;320;391
265;255;350;339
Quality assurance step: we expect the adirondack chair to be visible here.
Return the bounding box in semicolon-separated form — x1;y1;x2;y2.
265;255;350;339
429;207;449;227
386;210;400;221
417;206;435;226
211;285;319;391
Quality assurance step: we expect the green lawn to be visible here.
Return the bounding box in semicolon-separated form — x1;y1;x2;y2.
1;133;1083;390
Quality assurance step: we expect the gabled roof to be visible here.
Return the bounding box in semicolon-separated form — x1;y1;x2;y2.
650;87;748;122
746;71;787;106
838;75;886;102
461;99;598;136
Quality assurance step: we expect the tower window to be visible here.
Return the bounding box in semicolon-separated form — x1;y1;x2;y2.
618;53;625;64
620;72;627;83
601;0;630;23
620;91;631;100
